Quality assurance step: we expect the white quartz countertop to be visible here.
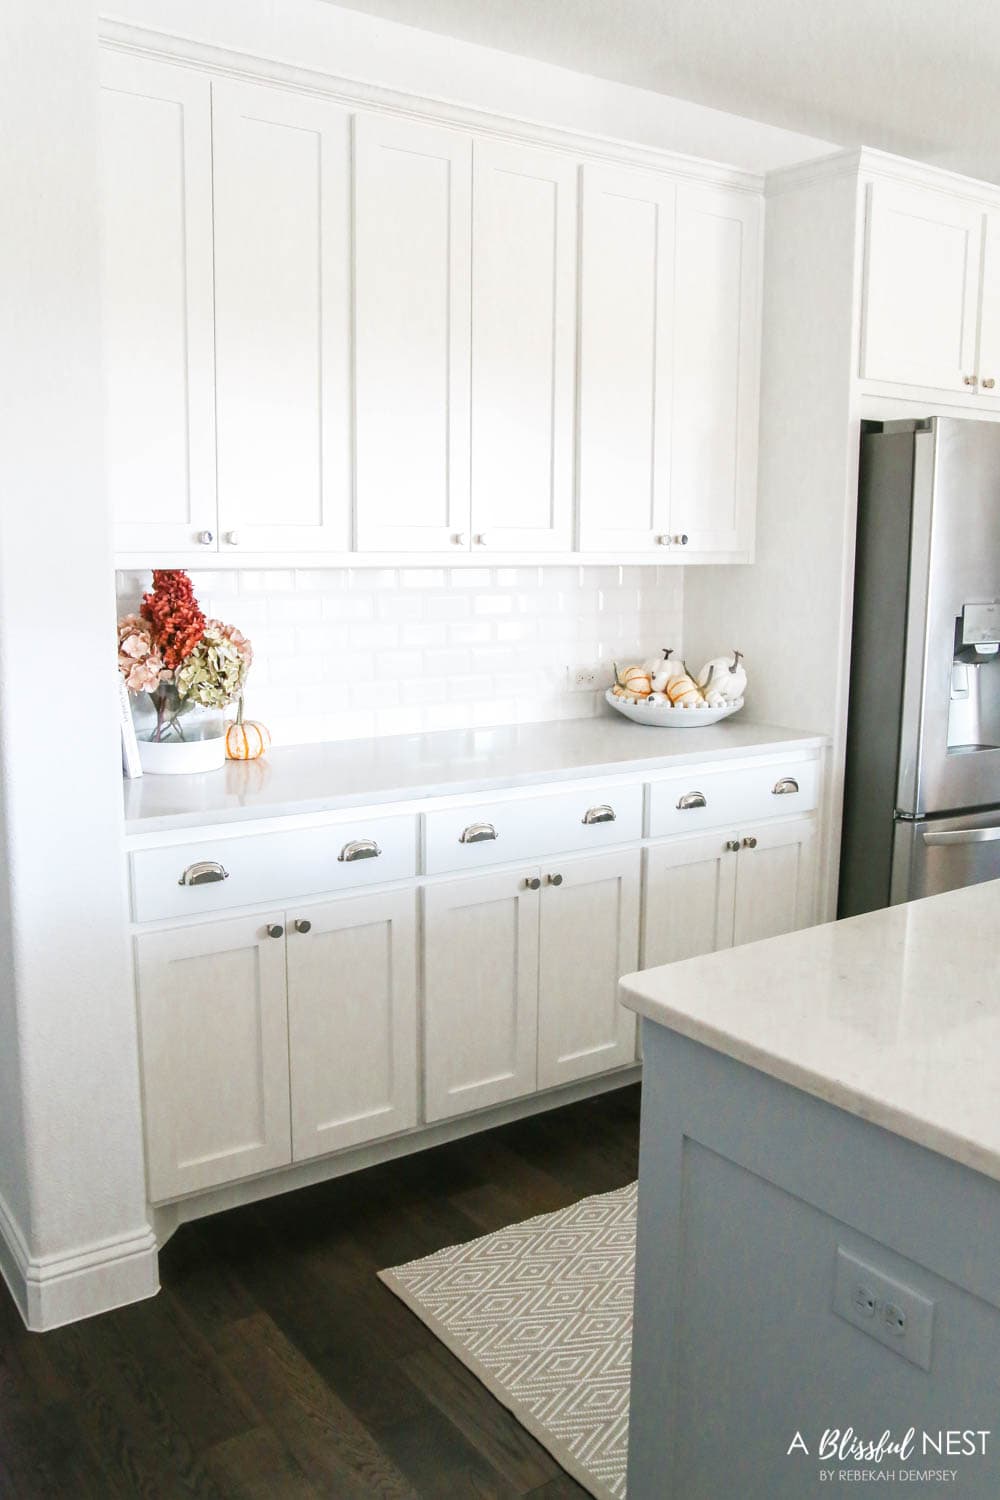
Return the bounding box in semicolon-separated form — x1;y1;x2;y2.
621;879;1000;1183
123;715;824;833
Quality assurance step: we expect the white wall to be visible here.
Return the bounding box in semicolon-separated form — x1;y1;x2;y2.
0;3;157;1327
116;566;685;745
102;0;835;174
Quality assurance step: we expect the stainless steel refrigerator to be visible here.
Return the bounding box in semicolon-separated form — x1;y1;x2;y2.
839;416;1000;916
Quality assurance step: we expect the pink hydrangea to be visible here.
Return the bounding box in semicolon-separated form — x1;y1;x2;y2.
117;615;167;695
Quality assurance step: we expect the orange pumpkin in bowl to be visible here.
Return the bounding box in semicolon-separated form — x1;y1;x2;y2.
225;700;270;761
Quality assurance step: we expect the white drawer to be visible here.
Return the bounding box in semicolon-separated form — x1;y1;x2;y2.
423;782;643;875
647;759;819;838
131;814;417;923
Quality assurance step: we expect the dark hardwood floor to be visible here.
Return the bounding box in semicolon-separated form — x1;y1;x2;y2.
0;1084;640;1500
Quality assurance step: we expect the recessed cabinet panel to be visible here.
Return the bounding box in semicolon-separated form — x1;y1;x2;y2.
212;80;351;551
671;185;759;554
354;114;472;552
287;890;418;1160
578;164;675;551
136;915;291;1200
99;54;216;552
471;141;577;551
642;834;737;969
423;870;539;1121
537;850;640;1089
976;211;1000;400
862;181;983;391
732;817;817;946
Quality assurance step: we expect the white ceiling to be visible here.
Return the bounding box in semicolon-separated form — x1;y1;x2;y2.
332;0;1000;183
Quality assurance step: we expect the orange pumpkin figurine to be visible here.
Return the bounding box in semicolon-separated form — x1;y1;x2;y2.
225;696;271;761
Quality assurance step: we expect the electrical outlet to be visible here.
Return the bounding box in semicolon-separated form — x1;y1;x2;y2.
833;1247;934;1370
567;665;602;692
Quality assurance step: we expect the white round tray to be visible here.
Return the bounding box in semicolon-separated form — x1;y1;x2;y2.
605;687;744;727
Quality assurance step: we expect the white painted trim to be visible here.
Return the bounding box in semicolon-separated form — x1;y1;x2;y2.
114;549;752;570
766;146;1000;211
0;1188;159;1331
98;21;765;193
152;1064;643;1242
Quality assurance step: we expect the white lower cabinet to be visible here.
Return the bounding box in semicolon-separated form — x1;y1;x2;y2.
135;914;292;1201
732;817;817;946
423;869;540;1122
537;850;640;1089
286;889;418;1162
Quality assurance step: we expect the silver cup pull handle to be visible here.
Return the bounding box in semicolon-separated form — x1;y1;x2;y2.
676;791;707;810
178;860;230;887
338;839;381;862
460;822;498;844
772;777;800;796
583;805;616;825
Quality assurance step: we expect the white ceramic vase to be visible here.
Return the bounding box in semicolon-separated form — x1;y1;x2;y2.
137;712;227;775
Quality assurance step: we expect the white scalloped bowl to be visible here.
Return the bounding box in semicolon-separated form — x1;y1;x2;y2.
604;687;744;727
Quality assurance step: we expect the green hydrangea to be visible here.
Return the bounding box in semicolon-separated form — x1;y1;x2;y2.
174;623;249;709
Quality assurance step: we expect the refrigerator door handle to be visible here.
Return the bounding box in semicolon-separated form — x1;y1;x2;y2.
922;826;1000;846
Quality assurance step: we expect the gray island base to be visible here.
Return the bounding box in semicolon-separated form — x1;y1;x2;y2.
620;880;1000;1499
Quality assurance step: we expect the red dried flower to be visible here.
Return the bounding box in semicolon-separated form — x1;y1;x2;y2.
141;570;206;669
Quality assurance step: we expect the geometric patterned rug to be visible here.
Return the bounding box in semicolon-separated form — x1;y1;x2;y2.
378;1181;637;1499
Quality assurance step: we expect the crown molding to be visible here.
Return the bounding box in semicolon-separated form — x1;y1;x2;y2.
98;18;765;193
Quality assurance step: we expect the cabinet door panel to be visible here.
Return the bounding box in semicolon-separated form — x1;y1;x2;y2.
423;870;538;1121
99;54;216;553
135;915;291;1201
578;164;675;551
862;181;983;391
671;184;759;554
212;80;351;552
976;211;1000;400
642;834;737;969
733;818;817;947
355;115;472;552
537;850;640;1089
287;890;417;1161
471;141;576;551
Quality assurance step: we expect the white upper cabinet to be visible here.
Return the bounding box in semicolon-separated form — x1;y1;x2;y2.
578;163;676;552
470;141;577;552
212;80;352;552
861;180;984;393
99;54;216;554
354;114;472;553
976;211;1000;399
670;184;760;555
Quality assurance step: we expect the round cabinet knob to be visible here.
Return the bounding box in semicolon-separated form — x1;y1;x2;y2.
742;836;758;850
546;873;564;887
964;375;978;386
294;919;312;934
983;377;997;390
524;876;541;891
197;530;214;545
656;534;672;546
224;530;240;546
451;533;467;546
267;923;284;939
474;533;488;546
674;534;689;546
725;839;740;852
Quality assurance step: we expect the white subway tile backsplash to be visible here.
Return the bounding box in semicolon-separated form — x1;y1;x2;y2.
116;565;683;747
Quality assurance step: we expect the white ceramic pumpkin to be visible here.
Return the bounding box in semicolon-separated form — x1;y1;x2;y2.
696;650;747;703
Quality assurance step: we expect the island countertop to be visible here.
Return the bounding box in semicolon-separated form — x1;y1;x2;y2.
122;714;824;833
620;878;1000;1183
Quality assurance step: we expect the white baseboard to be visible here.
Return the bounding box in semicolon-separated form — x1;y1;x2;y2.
0;1187;159;1332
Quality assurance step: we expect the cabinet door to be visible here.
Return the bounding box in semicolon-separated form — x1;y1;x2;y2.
642;833;738;969
99;53;216;554
212;80;352;552
423;870;538;1121
355;114;472;552
671;184;759;555
861;181;983;391
470;141;577;552
537;850;640;1089
976;211;1000;400
733;817;818;947
578;163;675;552
287;890;417;1161
135;915;291;1201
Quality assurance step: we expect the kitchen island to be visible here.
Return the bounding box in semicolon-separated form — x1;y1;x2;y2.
620;878;1000;1499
